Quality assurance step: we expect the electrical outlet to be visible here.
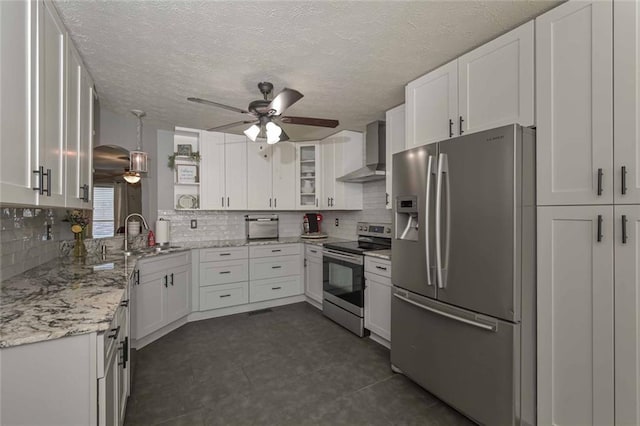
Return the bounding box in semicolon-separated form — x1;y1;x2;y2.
190;219;197;229
45;224;52;240
335;218;339;227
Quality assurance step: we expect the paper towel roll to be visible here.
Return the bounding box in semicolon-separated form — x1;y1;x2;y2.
156;220;170;245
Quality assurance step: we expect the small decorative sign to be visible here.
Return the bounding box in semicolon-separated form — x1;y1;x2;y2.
176;144;192;156
176;164;198;184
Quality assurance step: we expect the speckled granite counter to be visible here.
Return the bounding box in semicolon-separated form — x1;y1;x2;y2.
0;236;350;349
365;249;392;260
0;253;138;348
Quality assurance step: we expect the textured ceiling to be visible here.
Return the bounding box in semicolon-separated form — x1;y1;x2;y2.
53;0;560;141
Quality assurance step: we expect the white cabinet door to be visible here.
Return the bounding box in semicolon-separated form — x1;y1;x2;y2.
385;104;405;209
199;131;225;209
0;0;38;205
614;0;640;204
296;143;320;209
536;1;613;206
405;59;457;148
247;142;272;210
65;43;83;209
321;139;334;209
38;0;66;207
458;21;534;135
99;346;119;426
116;306;129;425
332;131;363;210
134;270;166;339
364;273;391;343
78;69;93;206
272;141;296;210
166;263;190;324
537;205;614;426
305;255;323;304
224;134;247;210
614;205;640;425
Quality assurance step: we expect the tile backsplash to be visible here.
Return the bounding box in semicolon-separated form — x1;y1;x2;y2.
159;180;392;243
0;207;73;280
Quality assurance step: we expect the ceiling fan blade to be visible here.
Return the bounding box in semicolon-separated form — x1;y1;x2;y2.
280;116;339;128
188;97;250;115
267;88;303;116
206;120;257;132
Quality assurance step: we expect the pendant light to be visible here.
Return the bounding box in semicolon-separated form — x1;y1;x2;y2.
123;170;141;184
129;109;148;173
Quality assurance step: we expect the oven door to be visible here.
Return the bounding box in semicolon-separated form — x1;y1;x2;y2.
322;249;364;316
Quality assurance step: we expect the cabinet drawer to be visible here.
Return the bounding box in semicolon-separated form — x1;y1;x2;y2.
200;246;248;262
250;275;303;303
250;243;300;258
200;259;248;286
200;282;249;311
365;257;391;279
305;244;323;260
365;271;392;287
250;255;301;280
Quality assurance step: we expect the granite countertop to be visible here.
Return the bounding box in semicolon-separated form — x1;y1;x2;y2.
0;253;139;348
0;236;351;349
365;249;392;260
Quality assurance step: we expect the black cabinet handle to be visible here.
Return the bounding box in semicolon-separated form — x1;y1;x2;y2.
272;286;282;290
108;325;120;340
269;198;272;207
274;198;277;208
219;271;231;274
222;197;224;207
163;275;168;288
310;249;317;254
597;215;603;242
385;193;389;205
170;273;174;286
219;253;231;256
622;215;628;244
272;265;282;269
459;116;464;135
272;249;281;253
136;270;140;285
375;265;388;271
304;258;307;267
316;198;318;207
79;184;89;202
32;166;44;195
597;168;603;196
120;299;129;307
227;197;230;207
449;119;453;137
220;294;231;298
622;166;627;195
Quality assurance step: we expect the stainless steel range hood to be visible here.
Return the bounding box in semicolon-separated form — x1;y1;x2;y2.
337;120;386;183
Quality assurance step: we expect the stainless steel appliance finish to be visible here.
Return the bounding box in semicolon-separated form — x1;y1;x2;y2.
391;124;536;426
336;121;386;183
245;215;279;240
322;222;391;337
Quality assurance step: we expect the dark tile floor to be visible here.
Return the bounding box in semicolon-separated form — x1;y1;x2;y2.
124;302;475;426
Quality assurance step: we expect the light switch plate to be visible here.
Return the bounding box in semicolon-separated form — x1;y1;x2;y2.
190;219;197;229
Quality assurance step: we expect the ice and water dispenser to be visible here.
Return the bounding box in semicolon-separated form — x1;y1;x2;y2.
395;195;419;241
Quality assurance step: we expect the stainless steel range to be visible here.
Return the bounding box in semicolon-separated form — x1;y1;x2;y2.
322;222;392;337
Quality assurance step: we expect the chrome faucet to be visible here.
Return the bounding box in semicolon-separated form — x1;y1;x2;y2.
123;213;150;255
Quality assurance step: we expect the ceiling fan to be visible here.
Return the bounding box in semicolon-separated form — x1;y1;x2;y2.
188;82;339;144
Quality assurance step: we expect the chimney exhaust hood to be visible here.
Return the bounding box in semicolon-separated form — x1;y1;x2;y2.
337;120;386;183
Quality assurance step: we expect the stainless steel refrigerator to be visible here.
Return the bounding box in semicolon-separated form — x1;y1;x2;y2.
391;124;536;426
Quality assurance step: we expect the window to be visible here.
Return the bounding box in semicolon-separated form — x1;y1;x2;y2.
93;186;115;238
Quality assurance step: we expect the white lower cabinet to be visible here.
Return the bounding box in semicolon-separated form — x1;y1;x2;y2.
198;246;249;311
250;275;302;303
249;244;302;303
134;252;191;340
200;282;249;310
537;205;614;425
364;256;391;347
304;245;323;305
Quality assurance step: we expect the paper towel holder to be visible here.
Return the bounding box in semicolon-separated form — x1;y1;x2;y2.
155;218;171;246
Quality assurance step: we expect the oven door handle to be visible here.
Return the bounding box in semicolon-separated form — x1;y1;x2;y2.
322;249;364;265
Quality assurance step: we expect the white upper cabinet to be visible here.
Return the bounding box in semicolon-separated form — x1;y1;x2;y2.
38;0;66;207
295;142;320;210
79;68;94;206
614;0;640;204
536;0;613;206
247;141;296;210
0;0;38;205
321;131;363;210
537;205;614;426
458;20;534;135
200;131;247;210
385;104;405;209
406;60;458;148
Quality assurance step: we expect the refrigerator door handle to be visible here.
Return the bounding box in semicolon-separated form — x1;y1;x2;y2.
393;293;496;332
425;155;435;286
435;153;450;289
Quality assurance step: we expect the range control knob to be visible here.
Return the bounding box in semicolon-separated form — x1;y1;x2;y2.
360;225;366;231
385;227;391;234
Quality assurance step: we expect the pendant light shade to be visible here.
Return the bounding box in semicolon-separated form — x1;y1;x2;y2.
123;171;141;184
129;110;148;173
266;122;282;145
244;124;260;142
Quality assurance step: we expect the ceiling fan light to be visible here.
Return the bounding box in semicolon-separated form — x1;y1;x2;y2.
266;122;282;144
244;124;260;142
123;171;141;184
